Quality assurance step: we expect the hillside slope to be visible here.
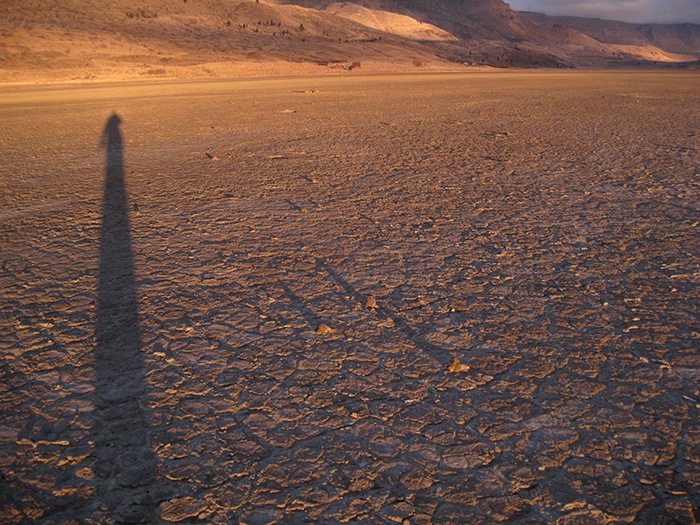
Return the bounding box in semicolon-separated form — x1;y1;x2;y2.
0;0;456;82
524;13;700;58
323;3;458;41
1;0;699;83
282;0;700;66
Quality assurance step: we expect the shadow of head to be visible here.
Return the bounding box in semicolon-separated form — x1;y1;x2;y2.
102;112;122;150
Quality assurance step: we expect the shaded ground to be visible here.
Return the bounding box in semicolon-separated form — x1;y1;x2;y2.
1;71;699;523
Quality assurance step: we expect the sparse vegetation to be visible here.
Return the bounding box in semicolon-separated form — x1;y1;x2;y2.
125;8;157;19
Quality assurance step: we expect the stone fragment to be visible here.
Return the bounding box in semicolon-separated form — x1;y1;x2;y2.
446;357;469;373
316;323;331;335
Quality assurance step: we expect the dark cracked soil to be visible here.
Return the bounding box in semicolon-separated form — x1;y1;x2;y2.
1;71;699;524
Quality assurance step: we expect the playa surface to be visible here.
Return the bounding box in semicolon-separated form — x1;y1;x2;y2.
1;71;699;523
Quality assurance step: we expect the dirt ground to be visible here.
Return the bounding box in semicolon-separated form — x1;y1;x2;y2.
1;71;699;524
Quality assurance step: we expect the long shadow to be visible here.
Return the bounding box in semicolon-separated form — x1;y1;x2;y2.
315;257;446;355
95;113;157;523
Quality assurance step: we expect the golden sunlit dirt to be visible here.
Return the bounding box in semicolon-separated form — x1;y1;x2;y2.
1;71;699;523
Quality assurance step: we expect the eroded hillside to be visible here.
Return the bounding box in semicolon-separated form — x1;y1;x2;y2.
0;0;698;82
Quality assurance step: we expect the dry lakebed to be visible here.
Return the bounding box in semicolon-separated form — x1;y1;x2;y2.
1;71;699;523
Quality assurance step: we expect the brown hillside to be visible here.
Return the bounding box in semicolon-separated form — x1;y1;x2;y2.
281;0;699;66
1;0;699;83
524;13;700;59
0;0;459;82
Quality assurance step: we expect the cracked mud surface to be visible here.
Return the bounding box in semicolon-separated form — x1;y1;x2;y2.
1;71;699;523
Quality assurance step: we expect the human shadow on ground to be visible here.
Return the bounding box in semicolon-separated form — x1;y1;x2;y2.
95;113;157;523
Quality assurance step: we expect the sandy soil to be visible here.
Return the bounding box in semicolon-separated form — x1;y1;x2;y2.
1;71;699;523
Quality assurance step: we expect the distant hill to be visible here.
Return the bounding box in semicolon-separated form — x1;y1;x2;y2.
523;12;700;58
0;0;698;83
282;0;700;66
